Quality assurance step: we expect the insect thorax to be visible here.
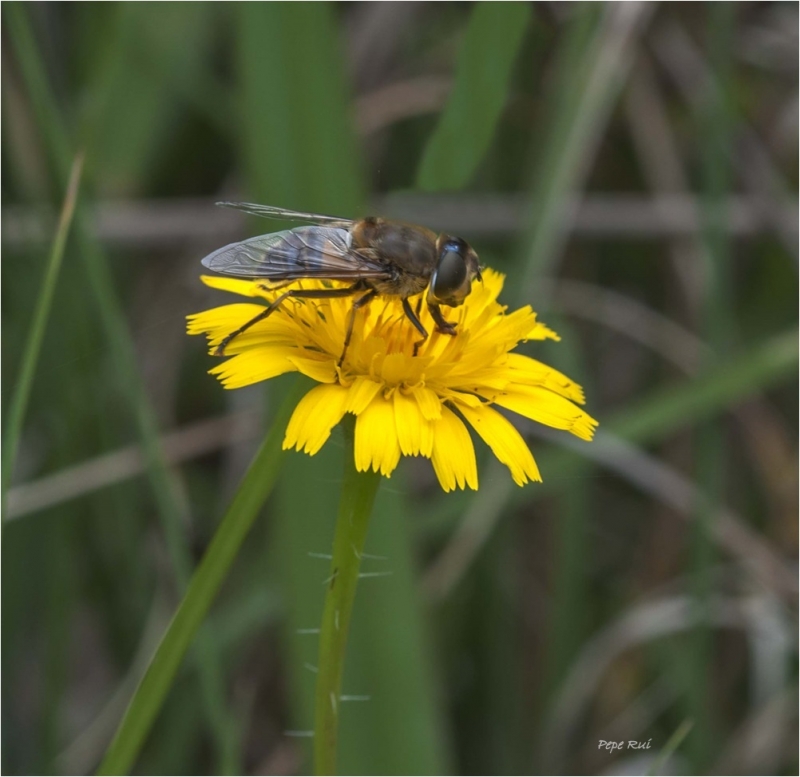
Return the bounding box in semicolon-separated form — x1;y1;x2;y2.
352;218;437;298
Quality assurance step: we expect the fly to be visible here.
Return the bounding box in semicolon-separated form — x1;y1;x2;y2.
201;202;483;364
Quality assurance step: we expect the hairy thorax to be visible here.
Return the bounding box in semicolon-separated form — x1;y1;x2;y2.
352;217;437;298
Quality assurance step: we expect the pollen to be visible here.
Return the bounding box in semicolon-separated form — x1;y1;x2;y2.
187;270;597;492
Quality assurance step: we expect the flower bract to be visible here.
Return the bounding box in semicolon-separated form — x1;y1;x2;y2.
187;270;597;492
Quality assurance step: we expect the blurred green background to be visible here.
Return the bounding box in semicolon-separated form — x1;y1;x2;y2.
2;2;797;775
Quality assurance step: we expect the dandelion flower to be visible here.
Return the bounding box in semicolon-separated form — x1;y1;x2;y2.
187;270;597;491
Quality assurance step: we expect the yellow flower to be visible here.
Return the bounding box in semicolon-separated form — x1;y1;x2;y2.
187;270;597;491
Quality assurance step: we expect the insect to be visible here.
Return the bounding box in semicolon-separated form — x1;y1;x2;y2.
201;202;483;363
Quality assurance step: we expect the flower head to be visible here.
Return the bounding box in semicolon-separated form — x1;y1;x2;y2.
187;270;597;491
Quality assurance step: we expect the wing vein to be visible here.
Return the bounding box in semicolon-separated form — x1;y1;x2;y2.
200;225;391;282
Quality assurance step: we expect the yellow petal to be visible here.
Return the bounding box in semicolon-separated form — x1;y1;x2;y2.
525;320;560;341
492;387;598;441
208;346;298;389
201;274;293;299
380;352;412;385
345;376;383;414
456;402;541;486
462;268;505;322
394;390;433;457
517;357;585;403
189;258;596;494
354;394;401;477
187;302;302;354
283;383;349;455
489;353;586;403
413;385;443;420
431;405;478;492
187;303;265;339
439;388;483;408
288;355;337;384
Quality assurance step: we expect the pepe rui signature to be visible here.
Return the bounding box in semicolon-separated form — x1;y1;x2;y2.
598;739;653;752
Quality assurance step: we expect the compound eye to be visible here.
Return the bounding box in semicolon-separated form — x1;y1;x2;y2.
432;249;467;299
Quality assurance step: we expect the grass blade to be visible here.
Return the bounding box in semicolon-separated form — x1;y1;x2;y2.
647;718;694;776
97;379;302;775
610;329;798;443
75;3;219;192
2;153;83;502
683;5;737;769
5;6;239;770
236;3;363;211
235;6;363;764
339;477;452;775
423;328;798;599
237;4;451;772
416;2;531;191
517;3;652;307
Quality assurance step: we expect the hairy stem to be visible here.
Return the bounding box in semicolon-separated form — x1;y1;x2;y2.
313;418;381;775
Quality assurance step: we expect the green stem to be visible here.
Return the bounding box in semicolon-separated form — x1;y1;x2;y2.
313;419;381;775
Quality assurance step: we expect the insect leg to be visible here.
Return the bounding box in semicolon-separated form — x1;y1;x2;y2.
402;298;430;356
215;282;365;356
339;289;377;366
427;301;457;336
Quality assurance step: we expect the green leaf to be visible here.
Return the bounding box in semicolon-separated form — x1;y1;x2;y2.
236;2;363;213
2;154;83;502
76;3;219;195
422;328;799;594
338;475;452;775
516;3;651;306
237;4;452;773
610;330;798;443
5;6;240;769
97;380;302;775
416;2;530;192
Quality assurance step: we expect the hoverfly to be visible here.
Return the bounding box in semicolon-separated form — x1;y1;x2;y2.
201;202;483;363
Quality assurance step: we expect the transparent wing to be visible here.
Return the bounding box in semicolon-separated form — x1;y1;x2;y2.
216;201;354;228
200;226;390;281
